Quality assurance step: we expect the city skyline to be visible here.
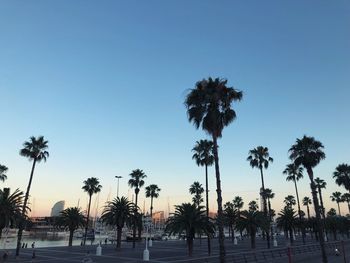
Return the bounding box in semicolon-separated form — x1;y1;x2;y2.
1;1;349;217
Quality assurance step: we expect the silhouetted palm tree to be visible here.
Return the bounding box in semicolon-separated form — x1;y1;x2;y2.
330;192;343;216
165;203;215;256
276;207;297;244
16;136;49;256
247;146;273;248
289;135;327;263
284;195;296;208
192;139;214;254
262;188;275;236
185;77;242;263
0;188;25;239
342;193;350;214
284;163;303;216
101;196;134;249
0;165;8;182
55;207;86;246
315;177;327;219
189;181;204;207
145;184;161;220
236;210;268;249
248;200;259;212
232;196;244;238
223;202;237;241
82;177;102;245
128;169;147;248
333;164;350;193
303;197;312;220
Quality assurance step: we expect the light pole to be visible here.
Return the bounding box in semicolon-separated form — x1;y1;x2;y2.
143;213;151;261
115;175;122;198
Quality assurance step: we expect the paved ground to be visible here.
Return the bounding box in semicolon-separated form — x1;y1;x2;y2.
1;237;349;262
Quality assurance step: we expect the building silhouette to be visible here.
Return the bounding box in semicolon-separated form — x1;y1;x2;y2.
50;200;65;217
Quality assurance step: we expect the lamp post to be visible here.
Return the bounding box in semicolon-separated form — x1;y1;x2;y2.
115;176;122;198
143;213;151;261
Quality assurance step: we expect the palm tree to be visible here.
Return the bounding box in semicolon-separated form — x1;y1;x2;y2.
333;164;350;193
55;207;86;246
327;208;337;217
235;210;268;249
82;177;102;245
101;196;134;249
342;193;350;214
289;135;327;263
303;197;312;220
284;195;296;208
223;202;237;241
192;139;214;254
233;196;244;211
276;207;297;244
248;200;259;212
283;163;303;216
189;181;204;207
0;188;25;239
0;165;8;182
247;146;273;248
145;184;161;220
16;136;49;256
262;188;275;237
165;203;215;256
330;192;343;216
314;177;327;219
185;77;243;263
128;169;147;248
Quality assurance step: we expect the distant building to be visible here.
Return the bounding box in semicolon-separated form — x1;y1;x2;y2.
50;200;65;217
152;211;165;225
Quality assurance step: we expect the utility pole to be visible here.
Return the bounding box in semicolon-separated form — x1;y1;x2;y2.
115;175;122;198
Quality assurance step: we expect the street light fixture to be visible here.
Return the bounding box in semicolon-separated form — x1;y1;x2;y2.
115;176;122;198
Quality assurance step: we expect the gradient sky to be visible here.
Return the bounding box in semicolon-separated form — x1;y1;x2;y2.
0;0;349;217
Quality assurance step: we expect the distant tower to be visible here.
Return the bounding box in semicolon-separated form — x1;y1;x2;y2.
51;201;65;217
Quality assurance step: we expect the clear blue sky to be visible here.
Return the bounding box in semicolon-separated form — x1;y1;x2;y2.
1;0;349;216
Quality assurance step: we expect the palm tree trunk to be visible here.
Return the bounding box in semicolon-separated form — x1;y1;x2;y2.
188;237;193;256
268;199;273;239
83;194;92;245
133;192;138;248
337;202;341;216
117;226;122;249
308;168;328;263
259;168;270;249
212;135;225;263
150;196;153;220
16;158;37;256
307;205;310;220
205;164;211;255
250;231;256;249
289;228;294;244
294;180;305;244
69;230;73;246
318;188;326;220
347;201;350;214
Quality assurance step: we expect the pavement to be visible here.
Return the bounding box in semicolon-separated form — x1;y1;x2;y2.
0;236;349;262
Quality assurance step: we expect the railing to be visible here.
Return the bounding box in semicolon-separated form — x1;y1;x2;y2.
179;240;349;263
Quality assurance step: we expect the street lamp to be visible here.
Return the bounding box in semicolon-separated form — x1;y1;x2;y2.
115;176;122;198
143;213;151;261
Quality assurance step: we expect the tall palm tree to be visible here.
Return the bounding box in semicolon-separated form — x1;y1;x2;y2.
145;184;161;220
165;203;215;256
235;210;268;249
101;196;134;249
262;188;275;237
303;197;312;220
330;192;343;216
247;146;273;248
55;207;86;246
192;139;214;254
342;193;350;214
0;165;8;182
82;177;102;245
128;169;147;248
315;177;327;219
333;164;350;193
189;181;204;207
289;135;327;263
223;202;237;241
16;136;49;256
276;207;297;244
0;188;25;239
283;163;303;217
185;77;243;263
284;195;296;208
